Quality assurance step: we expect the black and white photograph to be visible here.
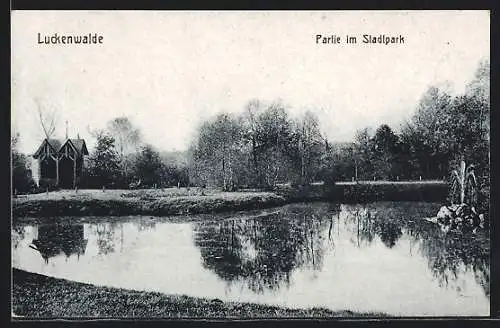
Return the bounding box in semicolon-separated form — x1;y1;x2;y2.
11;10;490;319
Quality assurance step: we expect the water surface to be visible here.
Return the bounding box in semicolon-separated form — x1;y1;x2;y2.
12;202;490;316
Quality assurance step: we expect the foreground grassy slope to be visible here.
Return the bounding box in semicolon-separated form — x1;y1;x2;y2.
12;269;386;319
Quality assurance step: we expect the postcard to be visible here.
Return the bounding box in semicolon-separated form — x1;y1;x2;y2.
11;10;491;319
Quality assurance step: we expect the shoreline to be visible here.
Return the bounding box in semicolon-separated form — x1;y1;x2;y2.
12;189;288;218
12;268;387;319
12;182;448;218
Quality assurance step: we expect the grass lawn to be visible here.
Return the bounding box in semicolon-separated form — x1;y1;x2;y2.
336;180;447;185
12;181;450;218
12;188;287;218
14;187;270;201
12;269;386;319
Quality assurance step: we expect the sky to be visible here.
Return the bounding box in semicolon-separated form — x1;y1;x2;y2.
11;10;490;154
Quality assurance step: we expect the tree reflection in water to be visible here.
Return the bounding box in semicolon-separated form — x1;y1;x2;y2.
193;205;336;294
92;219;158;256
377;221;403;249
96;223;117;255
341;205;377;248
342;204;404;249
30;224;87;263
12;223;26;250
343;202;489;298
136;217;157;232
407;221;489;298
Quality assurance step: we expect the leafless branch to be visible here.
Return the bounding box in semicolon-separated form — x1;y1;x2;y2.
35;97;57;139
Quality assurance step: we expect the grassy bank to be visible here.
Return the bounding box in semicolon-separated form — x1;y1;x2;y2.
12;182;449;218
12;269;386;319
333;180;448;203
13;188;287;218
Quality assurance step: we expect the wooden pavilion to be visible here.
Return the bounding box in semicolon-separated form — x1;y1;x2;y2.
31;137;89;188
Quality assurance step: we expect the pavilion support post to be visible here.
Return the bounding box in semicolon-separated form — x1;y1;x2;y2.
73;157;77;189
55;158;59;187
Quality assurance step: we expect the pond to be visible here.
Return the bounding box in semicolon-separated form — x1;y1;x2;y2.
12;202;490;317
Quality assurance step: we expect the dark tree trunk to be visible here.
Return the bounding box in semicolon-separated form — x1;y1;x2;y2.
222;149;226;191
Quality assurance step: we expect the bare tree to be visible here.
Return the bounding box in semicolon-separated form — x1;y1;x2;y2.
34;97;58;140
87;125;106;139
106;116;142;179
296;110;323;185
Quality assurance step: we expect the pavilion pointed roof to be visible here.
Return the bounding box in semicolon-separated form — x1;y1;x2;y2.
33;137;89;159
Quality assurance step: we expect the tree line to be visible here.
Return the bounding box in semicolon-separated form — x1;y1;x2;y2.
83;118;189;189
188;59;489;193
341;59;489;183
324;59;489;211
12;58;489;202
